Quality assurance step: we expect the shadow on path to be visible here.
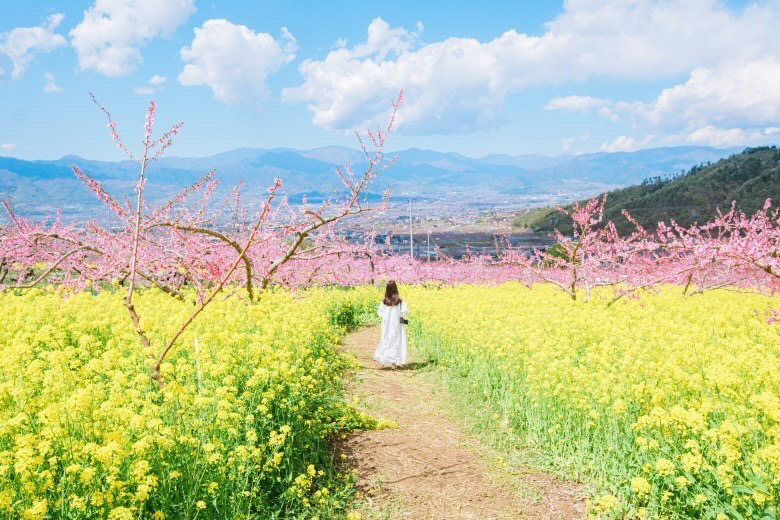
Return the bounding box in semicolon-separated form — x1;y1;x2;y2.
373;360;435;371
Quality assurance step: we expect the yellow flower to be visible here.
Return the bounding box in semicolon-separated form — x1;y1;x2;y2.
591;494;619;513
80;466;96;484
5;282;778;518
22;499;48;520
108;507;134;520
400;283;780;518
0;490;13;512
70;496;87;511
631;476;651;496
196;500;206;510
655;458;675;477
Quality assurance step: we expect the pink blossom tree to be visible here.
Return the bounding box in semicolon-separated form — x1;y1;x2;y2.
1;91;403;387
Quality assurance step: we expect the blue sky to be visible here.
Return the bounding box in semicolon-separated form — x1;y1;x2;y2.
1;0;779;161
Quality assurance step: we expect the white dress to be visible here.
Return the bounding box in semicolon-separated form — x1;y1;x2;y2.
374;301;409;366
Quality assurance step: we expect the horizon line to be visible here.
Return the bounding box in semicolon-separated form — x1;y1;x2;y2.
0;143;758;164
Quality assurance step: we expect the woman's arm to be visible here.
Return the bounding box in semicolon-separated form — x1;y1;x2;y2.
377;303;385;318
400;301;409;318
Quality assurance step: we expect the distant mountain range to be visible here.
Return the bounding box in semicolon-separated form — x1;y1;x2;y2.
0;145;744;219
514;146;780;234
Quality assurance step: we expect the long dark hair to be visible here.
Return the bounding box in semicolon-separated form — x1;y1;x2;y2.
383;280;402;306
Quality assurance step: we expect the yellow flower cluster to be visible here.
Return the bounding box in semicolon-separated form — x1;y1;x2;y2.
405;283;780;518
0;286;379;518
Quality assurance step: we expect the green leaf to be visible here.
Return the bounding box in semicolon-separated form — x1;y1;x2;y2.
730;485;754;495
748;474;770;495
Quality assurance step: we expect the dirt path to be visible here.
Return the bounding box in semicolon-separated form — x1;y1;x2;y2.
339;326;585;519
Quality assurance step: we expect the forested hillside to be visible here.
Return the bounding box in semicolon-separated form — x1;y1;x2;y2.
514;146;780;234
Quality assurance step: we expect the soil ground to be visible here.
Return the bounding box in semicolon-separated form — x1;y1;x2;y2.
338;325;586;519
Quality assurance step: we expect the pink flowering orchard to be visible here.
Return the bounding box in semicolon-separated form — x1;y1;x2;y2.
1;91;402;386
3;117;780;306
2;92;780;388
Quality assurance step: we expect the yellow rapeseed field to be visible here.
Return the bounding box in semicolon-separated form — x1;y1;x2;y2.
405;283;780;518
0;286;379;519
3;281;778;518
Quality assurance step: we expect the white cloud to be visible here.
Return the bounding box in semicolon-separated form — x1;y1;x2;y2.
1;143;16;151
284;2;780;133
0;14;66;79
133;74;168;95
43;71;62;93
600;134;655;152
70;0;196;76
533;0;779;80
638;57;780;130
683;125;776;147
179;19;297;107
544;95;636;122
348;17;420;61
148;74;167;85
545;96;609;112
283;17;503;133
562;56;780;149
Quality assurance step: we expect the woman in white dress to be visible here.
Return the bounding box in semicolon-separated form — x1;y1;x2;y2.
374;280;409;367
